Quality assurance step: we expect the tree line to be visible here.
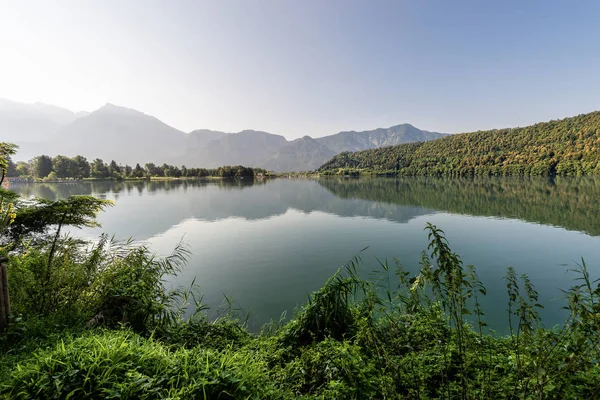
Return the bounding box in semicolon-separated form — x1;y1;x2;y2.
319;111;600;177
6;154;266;180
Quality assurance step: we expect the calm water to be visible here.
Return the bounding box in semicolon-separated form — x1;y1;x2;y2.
12;177;600;332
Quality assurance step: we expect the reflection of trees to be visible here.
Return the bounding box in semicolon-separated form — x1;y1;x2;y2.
14;177;600;238
319;177;600;236
13;179;432;240
14;182;96;200
141;179;264;194
12;179;279;240
14;179;266;199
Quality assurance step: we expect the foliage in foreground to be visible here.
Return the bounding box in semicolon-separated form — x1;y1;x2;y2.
1;224;600;399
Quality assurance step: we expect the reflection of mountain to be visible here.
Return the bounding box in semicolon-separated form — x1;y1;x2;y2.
275;180;436;223
12;179;435;240
13;177;600;239
318;177;600;237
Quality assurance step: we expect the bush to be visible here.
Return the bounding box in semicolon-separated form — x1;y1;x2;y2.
7;235;190;333
275;339;387;398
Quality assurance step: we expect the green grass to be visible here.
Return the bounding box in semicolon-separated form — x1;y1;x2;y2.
3;329;279;399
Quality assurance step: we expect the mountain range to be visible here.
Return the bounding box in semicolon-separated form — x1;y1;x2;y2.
0;99;447;171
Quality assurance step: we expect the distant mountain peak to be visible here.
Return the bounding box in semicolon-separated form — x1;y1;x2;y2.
389;123;415;129
189;128;229;135
238;129;269;135
315;124;447;154
96;103;143;114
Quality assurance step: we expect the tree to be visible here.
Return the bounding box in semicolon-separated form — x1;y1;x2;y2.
144;163;161;177
30;155;53;179
0;143;19;236
72;155;90;179
8;195;114;309
161;163;170;177
132;163;145;178
123;165;133;177
15;162;30;177
164;165;181;178
53;155;77;179
90;159;109;179
0;187;18;238
0;143;18;185
198;168;209;177
218;166;234;178
108;160;122;178
6;157;17;178
9;196;113;245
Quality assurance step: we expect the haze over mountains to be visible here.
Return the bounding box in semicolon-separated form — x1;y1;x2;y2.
1;99;447;171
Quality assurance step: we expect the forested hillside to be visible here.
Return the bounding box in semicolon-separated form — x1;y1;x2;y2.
319;111;600;176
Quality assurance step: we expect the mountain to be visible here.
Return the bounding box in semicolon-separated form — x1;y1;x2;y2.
0;99;76;125
262;136;336;172
75;111;90;119
318;111;600;177
315;124;447;153
198;130;288;167
3;99;447;171
53;104;187;165
2;100;189;164
0;99;77;145
179;125;443;171
179;125;444;171
187;129;230;148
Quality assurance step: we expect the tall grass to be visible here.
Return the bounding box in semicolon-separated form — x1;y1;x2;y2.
1;224;600;399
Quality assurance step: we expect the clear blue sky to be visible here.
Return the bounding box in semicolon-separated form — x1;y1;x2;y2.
1;0;599;138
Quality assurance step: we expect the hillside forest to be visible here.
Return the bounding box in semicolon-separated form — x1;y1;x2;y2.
319;111;600;177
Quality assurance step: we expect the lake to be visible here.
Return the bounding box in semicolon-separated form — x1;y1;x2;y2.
12;177;600;333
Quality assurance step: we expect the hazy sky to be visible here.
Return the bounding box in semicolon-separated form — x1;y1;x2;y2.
1;0;599;138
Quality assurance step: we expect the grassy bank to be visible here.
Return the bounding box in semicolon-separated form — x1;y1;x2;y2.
1;224;599;399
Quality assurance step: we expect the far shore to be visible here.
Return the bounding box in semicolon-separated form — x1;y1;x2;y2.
3;173;326;185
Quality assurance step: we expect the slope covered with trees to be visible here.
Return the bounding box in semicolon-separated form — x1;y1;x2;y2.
319;111;600;176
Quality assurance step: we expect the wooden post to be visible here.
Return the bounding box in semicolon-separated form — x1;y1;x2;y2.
0;256;9;331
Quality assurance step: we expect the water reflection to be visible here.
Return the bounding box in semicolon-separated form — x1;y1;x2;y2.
14;176;600;237
10;177;600;331
13;179;436;240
